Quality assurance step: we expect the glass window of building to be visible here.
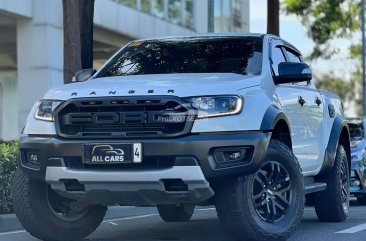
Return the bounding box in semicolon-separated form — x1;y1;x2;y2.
232;0;242;31
215;0;232;32
152;0;164;18
118;0;137;8
214;0;222;31
113;0;195;30
185;0;194;29
141;0;151;13
168;0;183;25
222;0;231;32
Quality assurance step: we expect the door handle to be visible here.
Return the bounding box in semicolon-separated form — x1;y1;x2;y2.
315;97;322;106
298;96;306;106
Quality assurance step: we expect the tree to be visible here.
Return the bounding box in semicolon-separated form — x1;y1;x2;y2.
283;0;363;115
62;0;95;84
267;0;280;35
315;72;362;115
283;0;360;59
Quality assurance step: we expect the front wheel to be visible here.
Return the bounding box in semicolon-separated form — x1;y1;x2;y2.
215;140;304;241
12;169;107;241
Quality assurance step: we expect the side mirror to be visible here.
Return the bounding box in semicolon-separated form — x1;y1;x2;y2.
274;62;312;85
72;69;96;82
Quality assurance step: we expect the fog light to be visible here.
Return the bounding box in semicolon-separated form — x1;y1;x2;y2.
26;152;40;165
29;154;38;162
229;152;242;161
213;146;253;165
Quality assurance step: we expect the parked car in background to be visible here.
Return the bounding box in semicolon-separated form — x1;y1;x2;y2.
347;118;366;204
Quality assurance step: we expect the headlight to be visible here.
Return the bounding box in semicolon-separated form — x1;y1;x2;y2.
184;95;243;118
34;100;63;121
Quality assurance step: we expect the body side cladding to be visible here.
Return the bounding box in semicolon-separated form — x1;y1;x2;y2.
318;115;351;175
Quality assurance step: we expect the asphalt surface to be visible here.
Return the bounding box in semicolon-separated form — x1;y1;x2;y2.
2;202;366;241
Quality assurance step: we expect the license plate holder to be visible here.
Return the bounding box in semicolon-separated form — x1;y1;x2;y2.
82;143;142;164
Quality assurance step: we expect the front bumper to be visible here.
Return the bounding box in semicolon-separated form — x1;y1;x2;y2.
20;131;270;205
46;166;213;206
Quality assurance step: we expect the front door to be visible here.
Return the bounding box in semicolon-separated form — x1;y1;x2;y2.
270;40;322;173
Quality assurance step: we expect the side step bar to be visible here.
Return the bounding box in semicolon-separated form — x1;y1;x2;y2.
304;182;327;194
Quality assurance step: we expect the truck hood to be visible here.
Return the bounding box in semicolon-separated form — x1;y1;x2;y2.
43;73;262;100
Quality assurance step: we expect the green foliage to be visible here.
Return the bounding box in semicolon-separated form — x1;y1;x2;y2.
350;44;362;58
284;0;363;115
350;68;363;116
117;0;137;8
283;0;361;59
0;141;19;213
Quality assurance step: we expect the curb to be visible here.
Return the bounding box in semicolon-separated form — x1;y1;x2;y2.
0;213;23;233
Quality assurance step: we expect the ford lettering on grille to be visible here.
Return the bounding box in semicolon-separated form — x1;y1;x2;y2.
65;112;187;125
55;96;195;139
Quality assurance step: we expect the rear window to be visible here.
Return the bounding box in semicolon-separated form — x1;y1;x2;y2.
96;37;263;78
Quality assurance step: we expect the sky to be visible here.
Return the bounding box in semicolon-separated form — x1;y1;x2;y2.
249;0;359;79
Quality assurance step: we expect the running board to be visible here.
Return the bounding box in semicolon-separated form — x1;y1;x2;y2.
305;182;327;194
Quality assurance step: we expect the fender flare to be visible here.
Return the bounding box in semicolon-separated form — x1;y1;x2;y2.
318;115;350;175
260;105;292;149
260;105;291;132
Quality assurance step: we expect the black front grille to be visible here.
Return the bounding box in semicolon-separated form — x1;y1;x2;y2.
55;96;195;139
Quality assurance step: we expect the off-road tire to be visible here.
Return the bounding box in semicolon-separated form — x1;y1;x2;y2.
314;145;350;222
215;140;304;241
12;168;107;241
157;204;195;222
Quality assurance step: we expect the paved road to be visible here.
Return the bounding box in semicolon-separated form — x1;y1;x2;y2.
2;202;366;241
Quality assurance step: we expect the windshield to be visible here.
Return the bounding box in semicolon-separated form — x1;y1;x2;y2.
348;121;364;142
96;37;263;78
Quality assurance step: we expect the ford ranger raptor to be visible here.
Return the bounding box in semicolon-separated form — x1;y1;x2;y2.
12;34;351;241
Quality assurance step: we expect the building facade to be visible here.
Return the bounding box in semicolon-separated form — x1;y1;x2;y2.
0;0;249;141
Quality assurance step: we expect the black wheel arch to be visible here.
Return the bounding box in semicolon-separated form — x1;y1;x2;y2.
260;105;292;150
318;115;351;175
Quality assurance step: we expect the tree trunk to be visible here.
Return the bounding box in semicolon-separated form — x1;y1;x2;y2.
62;0;95;84
267;0;280;36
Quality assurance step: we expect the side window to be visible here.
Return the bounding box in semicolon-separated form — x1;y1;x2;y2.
271;45;286;76
285;49;302;63
285;48;309;86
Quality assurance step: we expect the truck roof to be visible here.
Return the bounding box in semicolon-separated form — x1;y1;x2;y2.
128;33;301;54
131;33;266;42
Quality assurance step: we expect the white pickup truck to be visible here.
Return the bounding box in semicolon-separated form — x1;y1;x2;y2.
13;34;351;241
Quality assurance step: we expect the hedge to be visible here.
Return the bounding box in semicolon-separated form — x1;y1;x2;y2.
0;141;19;213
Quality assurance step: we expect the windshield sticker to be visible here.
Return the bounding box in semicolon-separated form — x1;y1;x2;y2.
129;41;144;47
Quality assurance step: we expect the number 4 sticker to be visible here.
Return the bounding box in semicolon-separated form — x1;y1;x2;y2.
133;143;142;163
